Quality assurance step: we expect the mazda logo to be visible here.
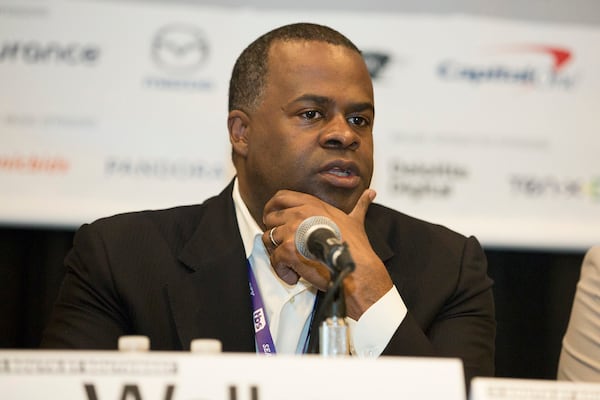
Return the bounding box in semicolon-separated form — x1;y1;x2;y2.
151;24;209;74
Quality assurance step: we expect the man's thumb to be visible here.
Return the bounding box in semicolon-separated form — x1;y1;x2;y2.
350;189;376;220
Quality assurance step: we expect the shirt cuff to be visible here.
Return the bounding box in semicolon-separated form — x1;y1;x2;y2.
346;285;407;357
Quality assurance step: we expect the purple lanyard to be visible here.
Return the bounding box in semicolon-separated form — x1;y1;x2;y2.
247;260;317;355
247;260;277;355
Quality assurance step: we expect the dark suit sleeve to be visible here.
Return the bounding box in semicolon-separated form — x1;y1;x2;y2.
40;223;130;349
382;236;496;385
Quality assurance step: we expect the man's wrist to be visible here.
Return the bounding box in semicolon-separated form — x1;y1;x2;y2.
346;285;407;357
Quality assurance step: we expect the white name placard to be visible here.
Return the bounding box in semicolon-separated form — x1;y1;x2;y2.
470;377;600;400
0;350;465;400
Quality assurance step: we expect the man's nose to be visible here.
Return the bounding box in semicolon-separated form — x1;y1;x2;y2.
319;115;360;151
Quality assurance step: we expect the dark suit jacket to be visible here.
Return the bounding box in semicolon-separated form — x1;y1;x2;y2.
41;181;495;383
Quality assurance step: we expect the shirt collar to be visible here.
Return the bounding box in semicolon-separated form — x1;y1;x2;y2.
232;178;313;290
232;178;262;259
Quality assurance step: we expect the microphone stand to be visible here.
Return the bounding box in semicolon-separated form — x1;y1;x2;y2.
319;244;353;357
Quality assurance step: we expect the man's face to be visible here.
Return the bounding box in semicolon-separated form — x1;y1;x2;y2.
237;40;374;215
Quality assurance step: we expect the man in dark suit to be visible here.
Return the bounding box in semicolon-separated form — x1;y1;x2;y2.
42;22;495;384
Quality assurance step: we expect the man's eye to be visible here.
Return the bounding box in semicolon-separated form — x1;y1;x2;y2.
300;110;322;120
348;116;369;127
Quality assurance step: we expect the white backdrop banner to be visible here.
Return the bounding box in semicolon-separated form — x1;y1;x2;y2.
1;0;599;249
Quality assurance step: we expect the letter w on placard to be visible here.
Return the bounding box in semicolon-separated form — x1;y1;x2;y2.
84;383;175;400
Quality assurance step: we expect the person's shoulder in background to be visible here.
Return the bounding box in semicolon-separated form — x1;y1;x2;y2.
557;245;600;381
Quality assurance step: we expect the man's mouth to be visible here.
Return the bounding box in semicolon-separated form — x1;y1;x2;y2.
319;161;361;189
328;167;353;177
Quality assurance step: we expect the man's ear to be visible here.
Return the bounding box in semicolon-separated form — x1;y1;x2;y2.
228;109;250;158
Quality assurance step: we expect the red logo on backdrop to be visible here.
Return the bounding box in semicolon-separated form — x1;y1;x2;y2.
0;155;70;174
438;43;577;88
491;45;572;71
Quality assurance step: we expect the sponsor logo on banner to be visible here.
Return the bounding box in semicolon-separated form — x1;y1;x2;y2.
0;4;49;18
437;44;577;89
151;24;209;74
143;23;214;92
2;113;96;129
362;51;391;79
0;154;70;174
104;157;224;180
0;41;100;66
387;160;469;200
510;174;600;202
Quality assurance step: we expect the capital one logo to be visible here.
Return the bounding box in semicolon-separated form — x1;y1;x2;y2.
437;43;577;88
151;24;209;74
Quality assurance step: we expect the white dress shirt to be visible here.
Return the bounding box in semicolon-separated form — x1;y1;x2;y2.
232;179;407;356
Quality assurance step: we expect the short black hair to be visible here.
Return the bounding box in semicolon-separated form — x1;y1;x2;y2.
228;22;361;112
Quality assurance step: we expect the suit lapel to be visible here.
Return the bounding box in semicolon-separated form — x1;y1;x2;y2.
167;182;255;352
365;213;394;264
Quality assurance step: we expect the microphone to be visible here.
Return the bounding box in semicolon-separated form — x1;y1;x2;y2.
294;216;355;273
296;216;354;356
